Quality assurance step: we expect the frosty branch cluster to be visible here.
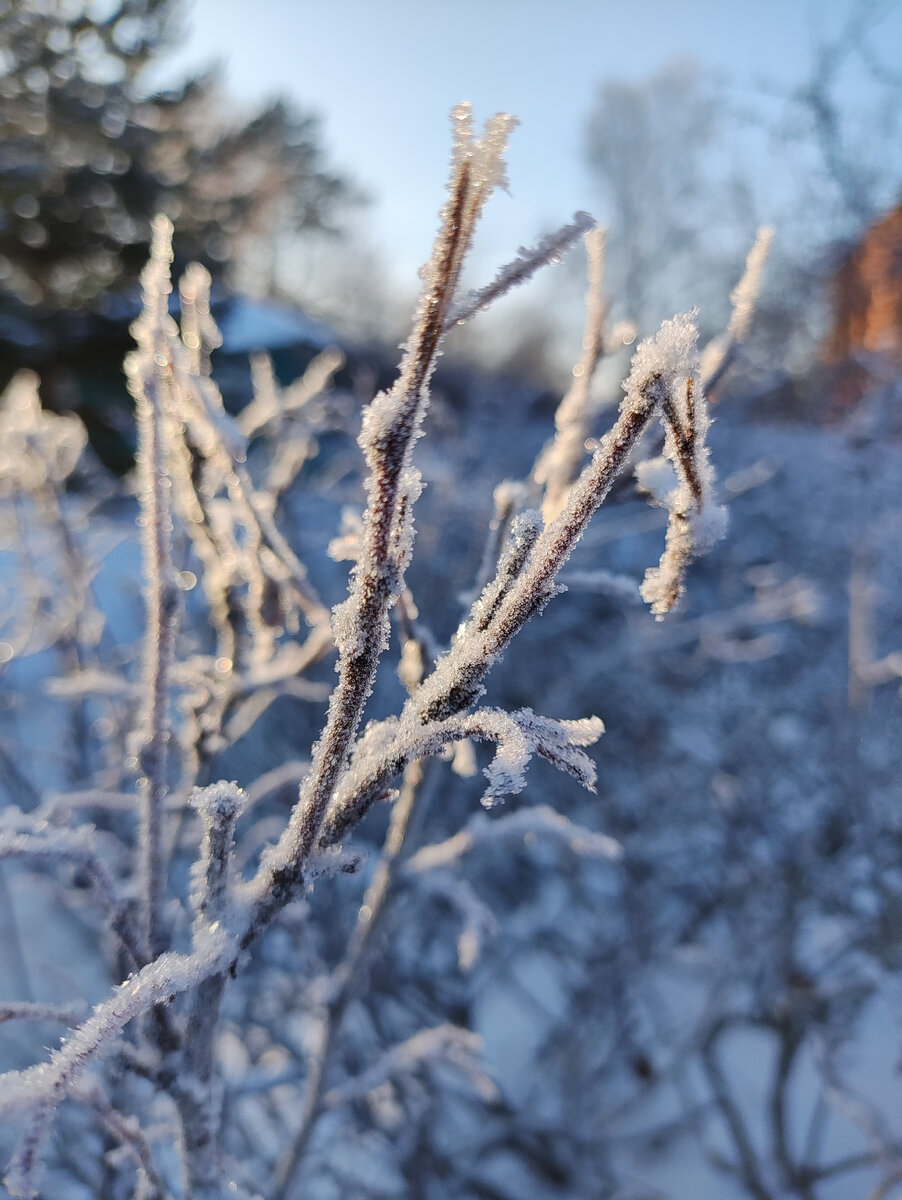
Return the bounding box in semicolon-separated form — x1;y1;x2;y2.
0;103;756;1200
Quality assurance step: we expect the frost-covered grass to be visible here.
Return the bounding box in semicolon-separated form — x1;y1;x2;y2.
2;102;900;1200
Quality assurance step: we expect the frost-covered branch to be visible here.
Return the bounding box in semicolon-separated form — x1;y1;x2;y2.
321;1023;491;1109
632;317;727;616
470;480;530;597
405;803;622;874
271;760;436;1200
126;215;180;960
166;292;329;634
188;781;246;926
239;347;344;440
173;782;248;1200
273;610;439;1200
319;708;604;846
0;926;234;1199
444;211;596;329
467;510;544;633
0;100;749;1200
410;318;697;730
533;226;608;522
74;1077;175;1200
701;226;774;397
318;318;721;854
248;104;518;919
0;1002;86;1027
178;262;221;379
0;823;143;967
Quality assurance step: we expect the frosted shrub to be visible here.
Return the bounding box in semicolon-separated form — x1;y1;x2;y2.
0;105;768;1199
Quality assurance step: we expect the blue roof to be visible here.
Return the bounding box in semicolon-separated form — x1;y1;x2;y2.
216;298;340;355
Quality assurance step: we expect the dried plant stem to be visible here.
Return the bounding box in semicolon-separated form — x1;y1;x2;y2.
0;826;143;968
0;927;233;1198
272;760;433;1200
275;588;435;1196
534;227;607;522
0;1002;84;1027
249;111;505;919
414;375;665;725
174;985;228;1200
0;103;738;1200
76;1079;174;1200
229;459;328;628
135;364;178;960
173;786;246;1200
444;211;595;329
316;380;665;846
702;225;774;397
702;1020;775;1200
126;216;183;962
240;348;344;440
472;482;525;595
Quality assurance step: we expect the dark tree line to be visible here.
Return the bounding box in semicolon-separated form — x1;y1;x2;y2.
0;0;356;391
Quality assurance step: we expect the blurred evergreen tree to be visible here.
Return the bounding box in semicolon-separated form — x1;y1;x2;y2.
0;0;355;373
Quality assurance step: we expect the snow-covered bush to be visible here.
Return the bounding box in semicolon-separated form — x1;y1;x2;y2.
2;103;898;1200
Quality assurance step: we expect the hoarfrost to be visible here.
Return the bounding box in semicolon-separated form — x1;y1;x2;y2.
446;211;596;329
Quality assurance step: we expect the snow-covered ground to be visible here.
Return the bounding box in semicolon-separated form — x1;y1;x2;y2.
0;354;900;1198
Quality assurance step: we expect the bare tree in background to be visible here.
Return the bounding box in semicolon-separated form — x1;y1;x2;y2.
584;60;756;342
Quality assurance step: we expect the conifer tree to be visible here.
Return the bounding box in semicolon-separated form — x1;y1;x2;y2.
0;0;353;359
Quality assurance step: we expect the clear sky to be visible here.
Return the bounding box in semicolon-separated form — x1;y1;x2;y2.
158;0;902;289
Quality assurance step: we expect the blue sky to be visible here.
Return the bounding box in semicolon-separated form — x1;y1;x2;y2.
159;0;902;289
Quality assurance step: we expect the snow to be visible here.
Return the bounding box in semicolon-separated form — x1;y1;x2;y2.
621;311;701;409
